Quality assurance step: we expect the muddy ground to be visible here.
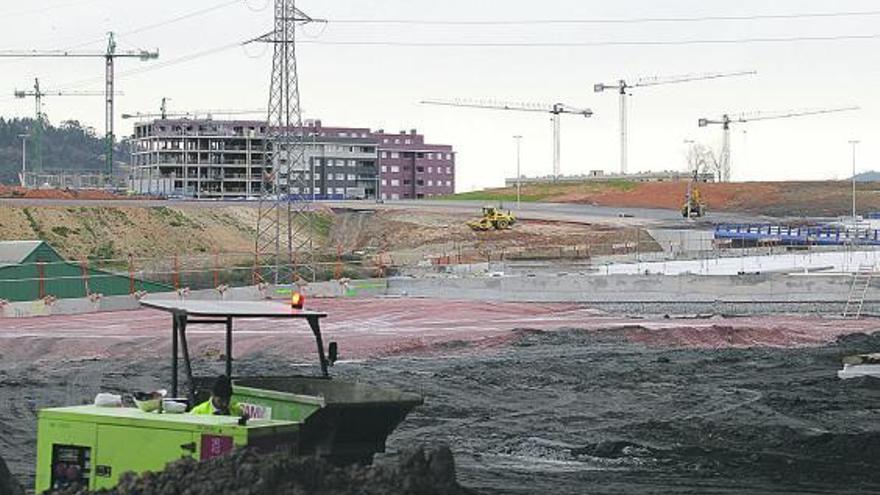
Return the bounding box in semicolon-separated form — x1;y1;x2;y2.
3;321;880;494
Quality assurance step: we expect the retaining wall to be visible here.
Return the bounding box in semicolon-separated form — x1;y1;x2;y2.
386;273;872;303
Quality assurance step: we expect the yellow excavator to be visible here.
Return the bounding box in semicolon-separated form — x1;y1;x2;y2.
467;206;516;231
681;171;707;218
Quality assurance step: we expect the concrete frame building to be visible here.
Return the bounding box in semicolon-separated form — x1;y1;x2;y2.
129;119;455;200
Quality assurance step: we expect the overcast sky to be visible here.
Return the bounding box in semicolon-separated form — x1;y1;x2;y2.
0;0;877;190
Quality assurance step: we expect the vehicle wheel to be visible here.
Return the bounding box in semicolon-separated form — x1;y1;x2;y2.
497;220;509;229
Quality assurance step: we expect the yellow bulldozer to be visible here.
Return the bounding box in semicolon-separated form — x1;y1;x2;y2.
467;206;517;231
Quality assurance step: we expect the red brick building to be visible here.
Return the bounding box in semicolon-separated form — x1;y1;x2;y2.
375;129;455;200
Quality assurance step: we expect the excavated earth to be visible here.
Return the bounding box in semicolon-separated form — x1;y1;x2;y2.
2;309;880;494
47;445;471;495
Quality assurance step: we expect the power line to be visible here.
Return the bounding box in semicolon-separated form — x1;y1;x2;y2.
328;9;880;25
57;40;248;88
51;0;244;52
0;0;104;19
301;33;880;47
121;0;242;37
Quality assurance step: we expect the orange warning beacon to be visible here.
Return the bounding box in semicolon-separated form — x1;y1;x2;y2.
291;291;305;309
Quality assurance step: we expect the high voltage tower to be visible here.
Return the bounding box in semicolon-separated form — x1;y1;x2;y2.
252;1;325;286
0;33;158;177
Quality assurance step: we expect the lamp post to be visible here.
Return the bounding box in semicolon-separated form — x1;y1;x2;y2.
513;135;522;209
17;134;29;187
850;140;860;238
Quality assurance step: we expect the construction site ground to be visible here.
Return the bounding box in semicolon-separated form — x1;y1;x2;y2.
449;180;880;218
0;201;654;266
2;297;880;494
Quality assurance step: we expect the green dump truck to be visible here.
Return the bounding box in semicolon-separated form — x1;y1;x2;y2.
36;406;299;492
35;300;424;493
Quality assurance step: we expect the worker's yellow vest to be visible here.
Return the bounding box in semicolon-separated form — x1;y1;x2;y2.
190;399;242;416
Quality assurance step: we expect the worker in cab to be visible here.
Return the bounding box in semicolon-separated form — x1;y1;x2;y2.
190;375;243;416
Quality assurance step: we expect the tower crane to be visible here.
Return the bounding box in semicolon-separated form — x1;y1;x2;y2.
698;106;859;182
0;32;159;176
421;99;593;180
122;108;266;121
14;78;117;173
594;70;756;175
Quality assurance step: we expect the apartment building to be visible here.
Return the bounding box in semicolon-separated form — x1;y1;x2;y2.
128;119;453;200
375;129;455;200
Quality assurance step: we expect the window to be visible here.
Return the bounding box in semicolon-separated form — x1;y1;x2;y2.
348;160;356;167
391;179;400;186
446;166;452;174
446;180;452;186
416;180;424;186
381;165;387;173
392;193;400;200
381;193;388;200
339;132;347;137
383;138;389;144
390;152;400;159
335;159;345;167
428;180;434;186
427;153;434;160
381;151;388;159
390;166;400;173
381;179;387;186
347;174;356;181
405;139;412;145
428;167;433;173
394;138;400;144
335;173;345;180
404;180;412;185
446;153;452;160
335;187;345;195
417;166;424;173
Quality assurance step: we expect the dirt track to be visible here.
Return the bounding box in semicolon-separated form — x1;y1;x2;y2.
2;300;880;494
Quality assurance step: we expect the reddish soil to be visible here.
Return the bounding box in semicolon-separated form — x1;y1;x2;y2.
0;185;141;200
495;181;880;217
0;299;876;366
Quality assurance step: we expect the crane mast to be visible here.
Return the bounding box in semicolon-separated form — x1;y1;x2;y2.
0;32;158;178
421;99;592;180
595;70;756;175
698;107;860;181
14;78;107;174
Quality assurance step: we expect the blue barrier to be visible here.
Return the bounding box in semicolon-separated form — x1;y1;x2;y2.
714;223;880;246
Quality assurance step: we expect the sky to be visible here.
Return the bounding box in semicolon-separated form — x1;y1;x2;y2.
0;0;877;191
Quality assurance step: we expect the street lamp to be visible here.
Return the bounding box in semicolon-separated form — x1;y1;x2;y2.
513;135;523;209
849;140;860;232
17;134;29;187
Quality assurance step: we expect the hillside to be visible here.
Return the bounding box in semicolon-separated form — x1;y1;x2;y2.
449;180;880;217
0;118;127;183
0;204;650;270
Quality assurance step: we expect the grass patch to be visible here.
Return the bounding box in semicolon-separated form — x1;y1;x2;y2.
22;208;47;239
304;212;334;238
438;179;640;202
51;226;74;237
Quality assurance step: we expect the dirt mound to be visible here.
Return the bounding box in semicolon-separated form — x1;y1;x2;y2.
0;455;23;495
463;180;880;217
49;445;471;495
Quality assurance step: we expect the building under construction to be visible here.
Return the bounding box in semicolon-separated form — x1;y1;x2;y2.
128;118;455;200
